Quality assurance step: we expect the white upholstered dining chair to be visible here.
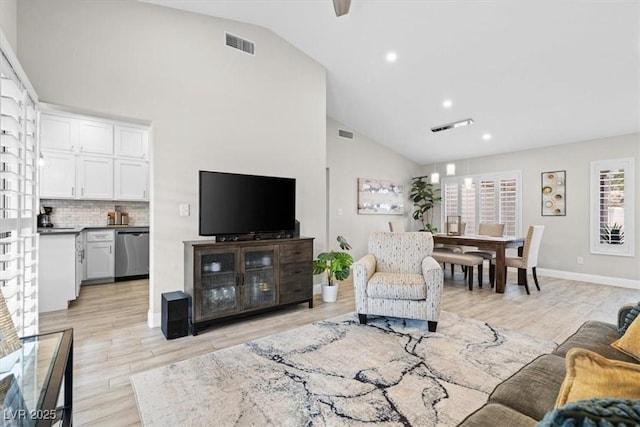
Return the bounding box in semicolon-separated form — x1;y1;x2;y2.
493;225;544;295
388;221;406;232
353;232;444;332
464;223;505;285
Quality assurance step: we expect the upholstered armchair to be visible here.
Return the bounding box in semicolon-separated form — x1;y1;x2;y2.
352;232;444;332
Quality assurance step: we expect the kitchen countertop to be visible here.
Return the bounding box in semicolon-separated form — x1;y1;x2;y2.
38;225;149;235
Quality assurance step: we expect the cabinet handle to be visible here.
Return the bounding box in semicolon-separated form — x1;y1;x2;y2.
109;245;112;254
293;270;302;274
292;251;301;255
71;187;75;196
143;190;146;199
81;187;84;196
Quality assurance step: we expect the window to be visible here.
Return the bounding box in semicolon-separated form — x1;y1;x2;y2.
441;171;521;236
590;158;635;256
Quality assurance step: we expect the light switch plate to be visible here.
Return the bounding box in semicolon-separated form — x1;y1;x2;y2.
179;203;190;217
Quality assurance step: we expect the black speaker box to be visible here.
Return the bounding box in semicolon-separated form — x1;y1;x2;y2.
293;219;300;237
161;291;189;339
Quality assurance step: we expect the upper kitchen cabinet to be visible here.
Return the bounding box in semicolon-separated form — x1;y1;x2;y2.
78;119;113;155
40;151;76;198
76;155;114;200
40;114;76;151
114;159;149;201
115;125;149;159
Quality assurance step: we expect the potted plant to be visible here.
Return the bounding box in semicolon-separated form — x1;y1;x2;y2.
410;175;442;232
312;235;353;302
602;223;624;245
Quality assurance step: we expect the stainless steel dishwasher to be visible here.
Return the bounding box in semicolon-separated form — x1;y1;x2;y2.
115;228;149;279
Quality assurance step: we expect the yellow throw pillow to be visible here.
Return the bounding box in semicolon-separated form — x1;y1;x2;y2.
611;315;640;361
555;348;640;407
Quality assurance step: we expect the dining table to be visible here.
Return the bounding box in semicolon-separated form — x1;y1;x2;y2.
432;233;526;293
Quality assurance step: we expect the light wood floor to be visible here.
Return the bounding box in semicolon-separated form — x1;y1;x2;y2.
39;271;638;426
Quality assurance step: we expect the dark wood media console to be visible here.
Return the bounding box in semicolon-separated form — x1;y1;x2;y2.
184;237;314;335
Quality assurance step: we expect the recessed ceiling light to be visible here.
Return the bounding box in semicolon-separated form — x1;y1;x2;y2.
482;133;492;141
386;52;397;62
442;99;453;108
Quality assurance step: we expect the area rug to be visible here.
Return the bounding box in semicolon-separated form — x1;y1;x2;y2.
131;311;556;426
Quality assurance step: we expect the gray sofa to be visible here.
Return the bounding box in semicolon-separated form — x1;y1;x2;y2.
459;304;637;426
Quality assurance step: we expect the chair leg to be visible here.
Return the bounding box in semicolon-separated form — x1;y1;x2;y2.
478;264;483;288
520;268;530;295
358;314;367;324
428;321;437;332
532;267;541;291
450;263;454;276
489;264;495;288
467;267;474;291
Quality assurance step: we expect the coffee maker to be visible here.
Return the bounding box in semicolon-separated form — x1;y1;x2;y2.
38;206;54;228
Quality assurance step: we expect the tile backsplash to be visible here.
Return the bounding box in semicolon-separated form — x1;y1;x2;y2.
40;200;149;228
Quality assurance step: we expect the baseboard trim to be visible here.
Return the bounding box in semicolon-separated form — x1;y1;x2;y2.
536;268;640;289
147;310;161;328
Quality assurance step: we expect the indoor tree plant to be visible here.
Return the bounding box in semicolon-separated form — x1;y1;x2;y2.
312;235;353;302
410;175;442;232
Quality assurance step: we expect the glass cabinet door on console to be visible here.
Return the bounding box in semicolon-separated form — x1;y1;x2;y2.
241;245;278;310
195;248;239;320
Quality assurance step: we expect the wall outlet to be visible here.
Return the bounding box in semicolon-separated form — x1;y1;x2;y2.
179;203;190;217
576;256;584;265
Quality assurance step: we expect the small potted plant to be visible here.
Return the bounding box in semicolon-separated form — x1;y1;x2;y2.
410;175;442;232
312;235;353;302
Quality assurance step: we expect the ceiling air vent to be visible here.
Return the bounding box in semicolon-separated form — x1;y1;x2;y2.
338;129;354;140
225;32;255;55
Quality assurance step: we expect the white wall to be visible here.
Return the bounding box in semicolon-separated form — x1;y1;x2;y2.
421;133;640;285
17;0;327;323
0;0;17;52
327;117;421;259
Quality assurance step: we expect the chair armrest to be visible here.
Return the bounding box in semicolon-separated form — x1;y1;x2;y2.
618;303;637;329
353;254;376;314
353;254;376;288
422;256;444;320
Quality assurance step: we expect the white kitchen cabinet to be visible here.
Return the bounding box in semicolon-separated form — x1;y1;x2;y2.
114;125;148;159
40;151;76;198
114;159;149;201
76;155;114;199
85;230;115;281
39;234;78;312
78;119;113;155
40;114;76;151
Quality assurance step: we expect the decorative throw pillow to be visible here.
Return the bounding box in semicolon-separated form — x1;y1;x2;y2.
618;301;640;335
612;315;640;362
556;348;640;407
537;398;640;427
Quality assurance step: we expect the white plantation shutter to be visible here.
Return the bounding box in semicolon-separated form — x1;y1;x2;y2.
461;182;476;234
1;47;39;337
590;158;634;256
442;171;521;236
499;178;517;237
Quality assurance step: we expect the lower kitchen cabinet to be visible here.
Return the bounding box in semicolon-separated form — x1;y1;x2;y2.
39;233;79;312
85;230;115;282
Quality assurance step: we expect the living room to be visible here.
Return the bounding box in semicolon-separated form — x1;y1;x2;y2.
1;0;639;425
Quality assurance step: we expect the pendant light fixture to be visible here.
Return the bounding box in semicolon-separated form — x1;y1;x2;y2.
430;163;440;184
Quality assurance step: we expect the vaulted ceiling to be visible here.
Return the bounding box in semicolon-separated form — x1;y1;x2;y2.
146;0;640;164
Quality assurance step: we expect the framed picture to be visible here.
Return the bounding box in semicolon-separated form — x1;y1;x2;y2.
0;292;21;358
541;170;566;216
357;178;404;215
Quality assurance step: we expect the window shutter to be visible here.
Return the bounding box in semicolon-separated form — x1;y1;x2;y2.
1;50;39;337
461;182;476;234
479;180;496;224
499;178;517;237
590;158;634;256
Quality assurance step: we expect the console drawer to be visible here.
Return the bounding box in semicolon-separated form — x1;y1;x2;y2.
279;241;313;264
279;261;312;304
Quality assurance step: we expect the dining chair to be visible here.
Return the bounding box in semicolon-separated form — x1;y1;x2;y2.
388;221;406;232
464;223;505;285
493;225;544;295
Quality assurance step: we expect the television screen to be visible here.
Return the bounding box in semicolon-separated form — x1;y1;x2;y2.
199;171;296;237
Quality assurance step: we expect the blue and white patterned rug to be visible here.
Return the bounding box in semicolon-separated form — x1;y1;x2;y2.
131;311;556;426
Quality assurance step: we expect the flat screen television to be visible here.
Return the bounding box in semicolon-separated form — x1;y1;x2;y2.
199;170;296;237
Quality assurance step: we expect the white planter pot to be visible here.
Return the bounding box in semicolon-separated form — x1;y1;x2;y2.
322;283;339;303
